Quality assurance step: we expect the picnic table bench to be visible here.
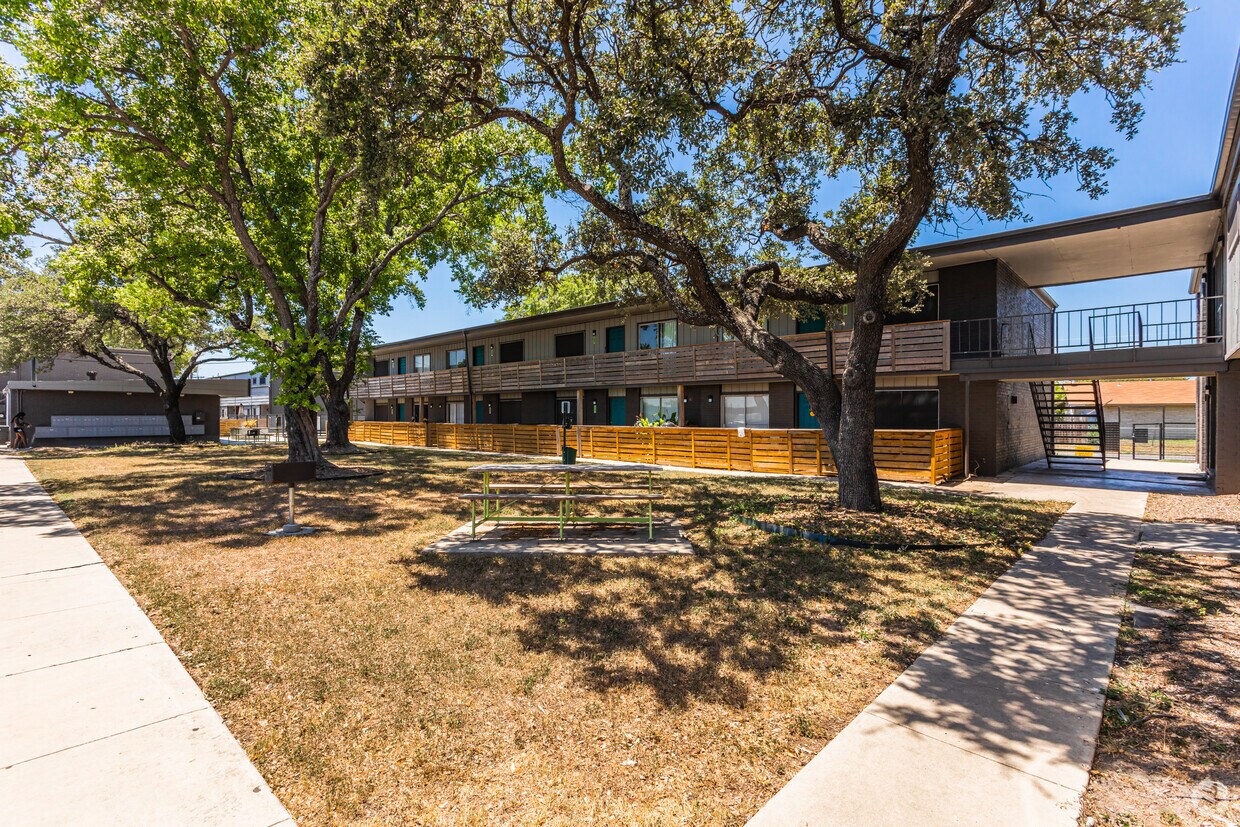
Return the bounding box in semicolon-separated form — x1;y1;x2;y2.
459;462;665;540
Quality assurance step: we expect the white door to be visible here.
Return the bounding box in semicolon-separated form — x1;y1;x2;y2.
448;401;465;424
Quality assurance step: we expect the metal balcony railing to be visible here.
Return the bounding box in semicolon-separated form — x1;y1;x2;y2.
950;296;1223;359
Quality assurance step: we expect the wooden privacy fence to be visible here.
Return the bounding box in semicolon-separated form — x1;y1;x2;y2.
349;421;562;456
349;421;964;484
220;418;257;433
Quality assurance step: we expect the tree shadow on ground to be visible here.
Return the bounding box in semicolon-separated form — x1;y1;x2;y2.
396;480;1051;709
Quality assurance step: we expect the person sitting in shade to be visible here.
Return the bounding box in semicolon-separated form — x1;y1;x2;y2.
9;411;29;449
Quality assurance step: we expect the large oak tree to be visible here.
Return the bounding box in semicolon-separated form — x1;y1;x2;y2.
319;0;1183;509
3;0;548;466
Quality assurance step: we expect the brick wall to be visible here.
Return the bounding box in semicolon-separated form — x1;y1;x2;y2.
995;381;1044;471
938;376;1044;477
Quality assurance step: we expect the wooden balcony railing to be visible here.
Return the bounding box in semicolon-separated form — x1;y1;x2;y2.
351;319;950;400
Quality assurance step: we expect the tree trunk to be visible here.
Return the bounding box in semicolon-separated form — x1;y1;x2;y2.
285;406;323;465
162;395;188;444
834;285;886;512
322;382;357;453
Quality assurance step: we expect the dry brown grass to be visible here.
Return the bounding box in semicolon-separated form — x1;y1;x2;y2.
1082;552;1240;826
26;443;1064;826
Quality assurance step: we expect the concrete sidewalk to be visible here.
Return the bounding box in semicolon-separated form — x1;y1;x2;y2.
747;479;1147;827
0;453;293;827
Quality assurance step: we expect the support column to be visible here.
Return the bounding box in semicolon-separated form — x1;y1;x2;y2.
676;384;686;427
1213;370;1240;494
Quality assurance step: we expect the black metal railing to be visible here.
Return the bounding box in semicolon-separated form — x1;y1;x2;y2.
950;296;1223;359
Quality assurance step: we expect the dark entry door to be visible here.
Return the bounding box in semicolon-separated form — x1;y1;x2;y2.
605;325;626;353
475;400;485;423
608;396;627;426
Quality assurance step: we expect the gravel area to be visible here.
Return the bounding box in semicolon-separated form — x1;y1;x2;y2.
1145;493;1240;526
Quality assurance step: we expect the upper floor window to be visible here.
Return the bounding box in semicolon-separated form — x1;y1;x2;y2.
887;284;939;325
412;354;430;373
447;349;467;369
499;340;525;363
555;331;585;358
637;320;677;350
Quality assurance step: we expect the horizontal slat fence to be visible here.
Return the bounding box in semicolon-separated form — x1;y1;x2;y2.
349;421;562;456
348;421;965;484
221;418;256;432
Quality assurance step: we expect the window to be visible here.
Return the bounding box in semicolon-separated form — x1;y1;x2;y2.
472;345;485;366
499;340;525;363
447;349;467;369
639;395;678;423
373;358;390;377
716;326;736;342
397;356;407;374
723;394;770;428
555;331;585;358
605;325;625;353
875;390;938;429
887;284;939;325
411;353;430;373
637;320;677;350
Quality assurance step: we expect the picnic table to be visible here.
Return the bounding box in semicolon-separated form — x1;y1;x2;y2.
459;462;665;540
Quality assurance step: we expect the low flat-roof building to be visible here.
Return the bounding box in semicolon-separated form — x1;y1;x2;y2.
2;352;247;445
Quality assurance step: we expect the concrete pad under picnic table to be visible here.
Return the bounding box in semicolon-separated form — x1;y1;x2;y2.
421;520;693;555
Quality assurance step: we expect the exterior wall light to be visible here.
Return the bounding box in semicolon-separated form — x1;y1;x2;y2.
707;395;714;404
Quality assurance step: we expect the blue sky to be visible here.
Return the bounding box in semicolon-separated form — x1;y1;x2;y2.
178;2;1240;376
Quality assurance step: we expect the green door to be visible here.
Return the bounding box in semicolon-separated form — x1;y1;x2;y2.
472;345;485;366
475;401;486;423
796;313;827;334
607;396;627;426
796;392;819;429
605;325;625;353
397;403;406;422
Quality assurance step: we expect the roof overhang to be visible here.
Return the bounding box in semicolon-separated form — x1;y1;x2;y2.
6;378;250;397
917;195;1222;287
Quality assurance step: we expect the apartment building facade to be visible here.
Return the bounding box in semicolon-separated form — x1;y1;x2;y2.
349;51;1240;493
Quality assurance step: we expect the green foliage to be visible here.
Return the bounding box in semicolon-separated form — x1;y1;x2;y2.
2;0;550;424
634;411;678;428
0;267;90;371
501;274;619;320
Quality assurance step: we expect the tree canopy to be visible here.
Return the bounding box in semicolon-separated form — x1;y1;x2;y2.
317;0;1184;508
3;0;551;460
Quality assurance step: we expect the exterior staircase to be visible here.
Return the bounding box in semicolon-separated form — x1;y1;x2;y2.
1030;380;1108;470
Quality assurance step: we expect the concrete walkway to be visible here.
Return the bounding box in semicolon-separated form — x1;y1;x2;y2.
0;453;293;827
747;471;1148;827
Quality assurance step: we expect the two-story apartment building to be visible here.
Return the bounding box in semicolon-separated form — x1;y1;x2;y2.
349;51;1240;494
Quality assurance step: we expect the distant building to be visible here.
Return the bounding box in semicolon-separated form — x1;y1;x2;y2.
1097;379;1197;429
2;351;247;445
218;370;276;422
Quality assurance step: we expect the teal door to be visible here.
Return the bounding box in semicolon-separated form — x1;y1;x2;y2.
472;345;485;366
608;396;627;426
796;393;819;428
605;325;625;353
475;401;485;423
796;313;827;334
397;403;406;422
